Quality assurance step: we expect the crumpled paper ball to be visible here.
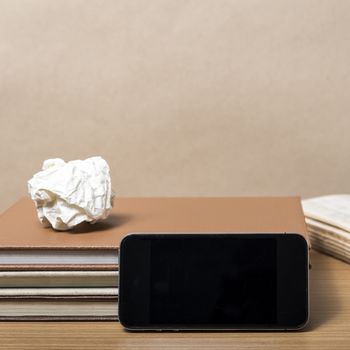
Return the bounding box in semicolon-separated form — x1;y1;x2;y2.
28;156;114;231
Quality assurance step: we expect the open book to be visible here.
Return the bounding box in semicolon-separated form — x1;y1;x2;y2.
302;195;350;263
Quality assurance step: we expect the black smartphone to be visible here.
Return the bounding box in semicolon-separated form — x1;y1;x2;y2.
118;233;309;331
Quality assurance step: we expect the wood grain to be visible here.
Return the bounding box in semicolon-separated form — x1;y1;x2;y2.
0;250;349;350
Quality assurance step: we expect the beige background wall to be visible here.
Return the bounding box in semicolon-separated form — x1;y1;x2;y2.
0;0;349;213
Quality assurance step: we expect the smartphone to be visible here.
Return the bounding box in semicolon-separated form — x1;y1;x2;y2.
118;233;309;331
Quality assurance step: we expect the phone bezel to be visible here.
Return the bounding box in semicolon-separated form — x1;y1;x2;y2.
118;232;309;331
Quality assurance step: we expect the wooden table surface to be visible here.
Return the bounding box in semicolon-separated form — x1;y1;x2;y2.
0;250;349;350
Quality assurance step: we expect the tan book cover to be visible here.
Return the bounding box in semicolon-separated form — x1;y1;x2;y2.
0;270;118;288
0;197;308;270
0;300;118;320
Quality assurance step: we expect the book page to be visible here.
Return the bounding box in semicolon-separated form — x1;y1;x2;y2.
305;218;350;242
302;195;350;233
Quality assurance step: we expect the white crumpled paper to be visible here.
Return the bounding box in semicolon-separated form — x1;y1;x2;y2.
28;156;114;231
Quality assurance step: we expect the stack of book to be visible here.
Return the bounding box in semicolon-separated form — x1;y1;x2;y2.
0;271;119;320
0;196;308;320
302;194;350;264
0;199;119;320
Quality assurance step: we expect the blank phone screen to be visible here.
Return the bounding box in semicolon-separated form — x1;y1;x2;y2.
149;237;277;325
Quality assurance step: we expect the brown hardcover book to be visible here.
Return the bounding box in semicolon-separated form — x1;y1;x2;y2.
0;197;308;271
